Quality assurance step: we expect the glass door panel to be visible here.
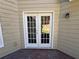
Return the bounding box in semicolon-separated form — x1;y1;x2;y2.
27;16;36;43
25;14;38;48
39;13;52;48
41;16;50;44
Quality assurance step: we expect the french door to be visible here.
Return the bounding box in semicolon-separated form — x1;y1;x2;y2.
24;13;53;48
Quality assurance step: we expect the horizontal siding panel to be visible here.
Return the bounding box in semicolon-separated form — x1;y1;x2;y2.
1;0;17;8
0;14;18;19
0;5;18;12
3;0;17;4
18;0;58;4
0;10;18;15
19;4;59;8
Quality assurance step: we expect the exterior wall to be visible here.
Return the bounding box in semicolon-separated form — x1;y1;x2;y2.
0;0;21;57
58;0;79;59
18;0;60;48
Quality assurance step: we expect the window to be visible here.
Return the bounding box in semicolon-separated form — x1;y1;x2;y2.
0;24;4;48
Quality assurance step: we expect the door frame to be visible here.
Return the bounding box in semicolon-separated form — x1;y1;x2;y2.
23;11;55;49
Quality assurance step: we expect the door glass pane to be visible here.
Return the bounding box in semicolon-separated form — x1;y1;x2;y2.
41;16;50;44
27;16;36;43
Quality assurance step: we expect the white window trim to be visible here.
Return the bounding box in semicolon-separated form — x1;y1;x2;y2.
23;11;55;49
0;24;4;48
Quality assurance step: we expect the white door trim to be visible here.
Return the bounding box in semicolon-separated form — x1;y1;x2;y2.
23;11;54;49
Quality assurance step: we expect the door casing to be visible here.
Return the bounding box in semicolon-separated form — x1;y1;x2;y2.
23;11;54;49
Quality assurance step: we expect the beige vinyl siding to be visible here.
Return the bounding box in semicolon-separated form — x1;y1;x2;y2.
0;0;21;57
58;0;79;59
18;0;60;48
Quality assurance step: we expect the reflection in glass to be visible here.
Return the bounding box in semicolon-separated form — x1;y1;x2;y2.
41;16;50;43
27;16;36;43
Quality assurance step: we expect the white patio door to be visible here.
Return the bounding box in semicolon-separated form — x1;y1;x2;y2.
24;13;52;48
